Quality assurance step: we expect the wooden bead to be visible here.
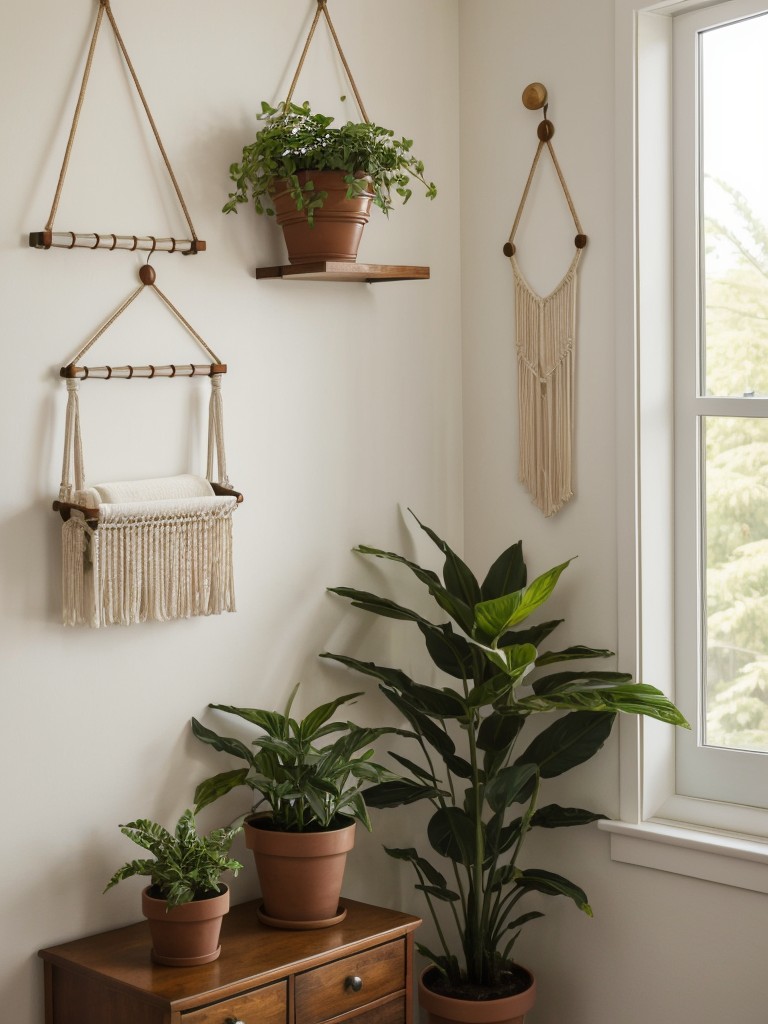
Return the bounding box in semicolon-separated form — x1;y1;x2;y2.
522;82;548;110
139;264;156;285
503;241;516;257
575;234;588;249
537;119;555;141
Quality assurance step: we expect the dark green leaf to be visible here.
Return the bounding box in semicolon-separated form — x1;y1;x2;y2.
384;846;448;887
191;718;255;764
416;883;461;902
504;911;545;932
515;712;616;781
207;704;286;740
477;711;524;753
427;806;477;864
364;779;439;807
321;654;443;711
387;752;439;785
499;619;564;647
443;753;474;779
530;804;606;829
418;621;475;680
299;692;363;741
410;511;482;609
532;671;633;696
514;868;593;915
478;711;525;775
327;587;429;623
485;763;539;813
355;544;474;632
378;686;457;759
480;540;526;600
535;645;614;666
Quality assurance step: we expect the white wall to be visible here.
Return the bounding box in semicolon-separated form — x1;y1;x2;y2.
460;2;767;1023
4;2;766;1023
0;2;461;1020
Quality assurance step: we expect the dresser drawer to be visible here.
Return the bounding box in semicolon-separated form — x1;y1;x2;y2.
183;979;287;1024
295;939;405;1024
347;995;405;1024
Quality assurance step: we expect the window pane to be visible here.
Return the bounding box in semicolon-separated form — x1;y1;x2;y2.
702;12;768;398
704;415;768;752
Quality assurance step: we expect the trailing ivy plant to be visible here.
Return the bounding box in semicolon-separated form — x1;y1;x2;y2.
192;684;399;833
223;100;437;224
103;809;242;909
322;513;689;997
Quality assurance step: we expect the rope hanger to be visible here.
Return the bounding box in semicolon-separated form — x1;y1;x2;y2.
61;264;224;380
30;0;205;255
283;0;371;123
503;83;587;257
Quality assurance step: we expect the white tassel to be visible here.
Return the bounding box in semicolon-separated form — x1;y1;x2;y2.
513;251;581;517
62;502;236;628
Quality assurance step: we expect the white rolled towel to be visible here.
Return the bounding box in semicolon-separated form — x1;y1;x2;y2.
74;474;216;508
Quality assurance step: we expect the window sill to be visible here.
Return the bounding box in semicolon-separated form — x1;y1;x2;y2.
598;818;768;893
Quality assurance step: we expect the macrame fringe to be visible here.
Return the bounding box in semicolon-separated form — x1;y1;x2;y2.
513;253;580;517
62;506;236;628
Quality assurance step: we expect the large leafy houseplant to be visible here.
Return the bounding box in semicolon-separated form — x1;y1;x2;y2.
104;809;242;909
223;100;437;224
322;514;688;1002
192;684;395;831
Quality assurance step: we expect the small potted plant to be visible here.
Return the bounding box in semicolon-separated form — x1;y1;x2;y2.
322;513;689;1024
192;684;398;929
223;100;437;264
103;809;242;966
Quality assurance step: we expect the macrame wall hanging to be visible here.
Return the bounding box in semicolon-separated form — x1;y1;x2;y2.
53;264;242;628
503;83;588;518
29;0;205;256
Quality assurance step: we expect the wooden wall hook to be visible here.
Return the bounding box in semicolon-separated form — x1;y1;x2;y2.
522;82;547;111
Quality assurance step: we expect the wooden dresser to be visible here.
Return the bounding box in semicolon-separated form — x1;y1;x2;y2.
39;899;421;1024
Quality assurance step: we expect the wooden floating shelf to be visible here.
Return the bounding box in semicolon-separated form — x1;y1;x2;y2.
255;262;430;283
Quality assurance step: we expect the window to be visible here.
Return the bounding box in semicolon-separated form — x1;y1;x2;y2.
603;0;768;890
674;0;768;808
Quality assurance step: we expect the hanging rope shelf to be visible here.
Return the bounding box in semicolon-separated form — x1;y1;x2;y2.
255;0;429;284
53;264;242;628
29;0;205;256
504;83;587;518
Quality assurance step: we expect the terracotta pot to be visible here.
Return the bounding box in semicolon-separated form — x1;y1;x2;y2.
418;966;537;1024
141;884;230;967
271;170;373;265
244;814;355;928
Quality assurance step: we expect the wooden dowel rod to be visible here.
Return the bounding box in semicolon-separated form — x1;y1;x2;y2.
29;230;206;254
60;362;227;380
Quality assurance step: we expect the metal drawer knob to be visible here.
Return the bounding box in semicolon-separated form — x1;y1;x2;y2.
224;1018;245;1024
345;975;364;993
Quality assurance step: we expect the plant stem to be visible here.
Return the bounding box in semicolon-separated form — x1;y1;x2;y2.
467;707;484;984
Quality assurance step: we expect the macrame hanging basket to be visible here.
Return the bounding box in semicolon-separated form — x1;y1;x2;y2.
53;266;242;628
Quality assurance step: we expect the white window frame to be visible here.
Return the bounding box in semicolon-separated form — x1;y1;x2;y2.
602;0;768;893
673;0;768;807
